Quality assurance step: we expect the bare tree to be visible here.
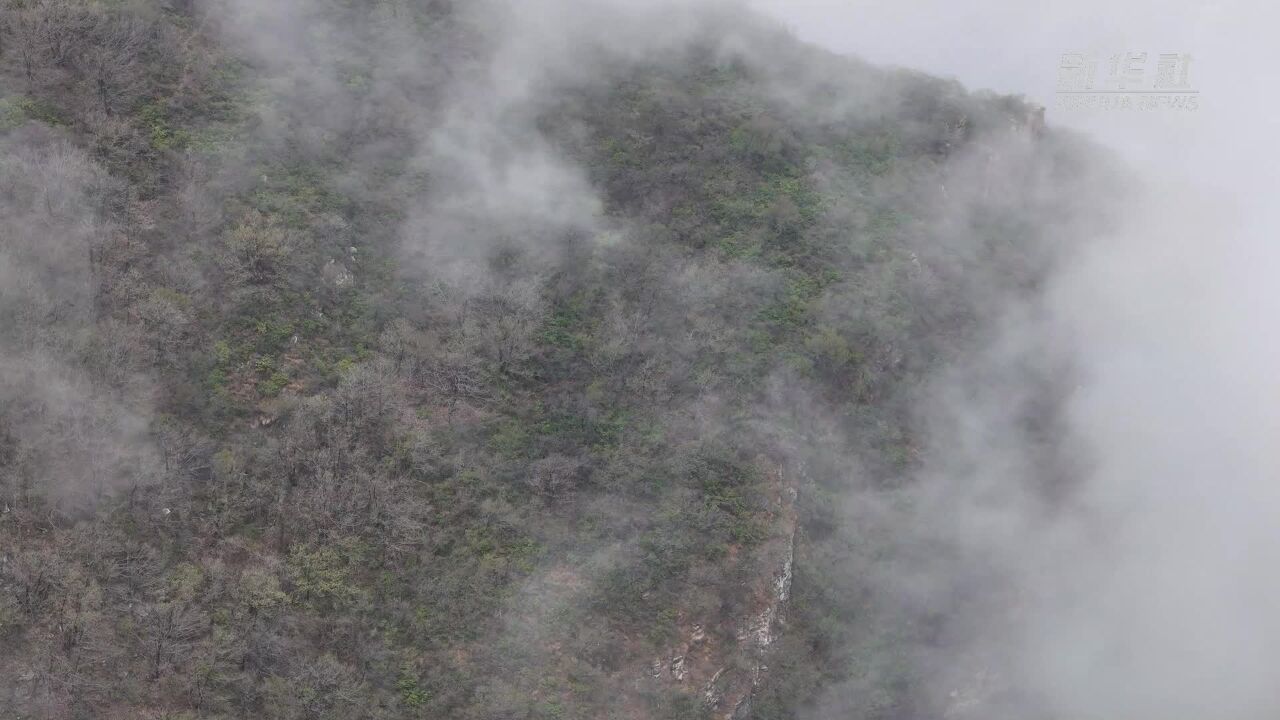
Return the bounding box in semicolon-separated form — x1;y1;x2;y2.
133;600;207;680
77;10;151;118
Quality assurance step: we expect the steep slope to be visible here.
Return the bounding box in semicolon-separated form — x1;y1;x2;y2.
0;2;1121;719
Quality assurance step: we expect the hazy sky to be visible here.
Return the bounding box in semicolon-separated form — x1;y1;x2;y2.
749;0;1274;183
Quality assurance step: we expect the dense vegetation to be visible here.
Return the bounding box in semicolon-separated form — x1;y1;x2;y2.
0;1;1118;718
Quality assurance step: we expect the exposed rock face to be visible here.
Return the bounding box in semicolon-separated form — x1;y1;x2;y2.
322;258;353;287
645;462;799;718
740;511;796;649
671;655;688;681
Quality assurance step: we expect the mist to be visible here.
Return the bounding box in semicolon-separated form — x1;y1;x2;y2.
749;0;1280;717
0;0;1272;717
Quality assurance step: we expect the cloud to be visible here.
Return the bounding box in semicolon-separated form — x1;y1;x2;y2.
0;125;158;508
745;2;1280;718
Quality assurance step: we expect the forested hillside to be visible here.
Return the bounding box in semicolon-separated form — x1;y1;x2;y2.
0;1;1121;718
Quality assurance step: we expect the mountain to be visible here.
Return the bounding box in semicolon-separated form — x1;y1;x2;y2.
0;1;1121;718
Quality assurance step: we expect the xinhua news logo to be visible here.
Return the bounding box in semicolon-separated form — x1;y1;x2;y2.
1056;52;1199;111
